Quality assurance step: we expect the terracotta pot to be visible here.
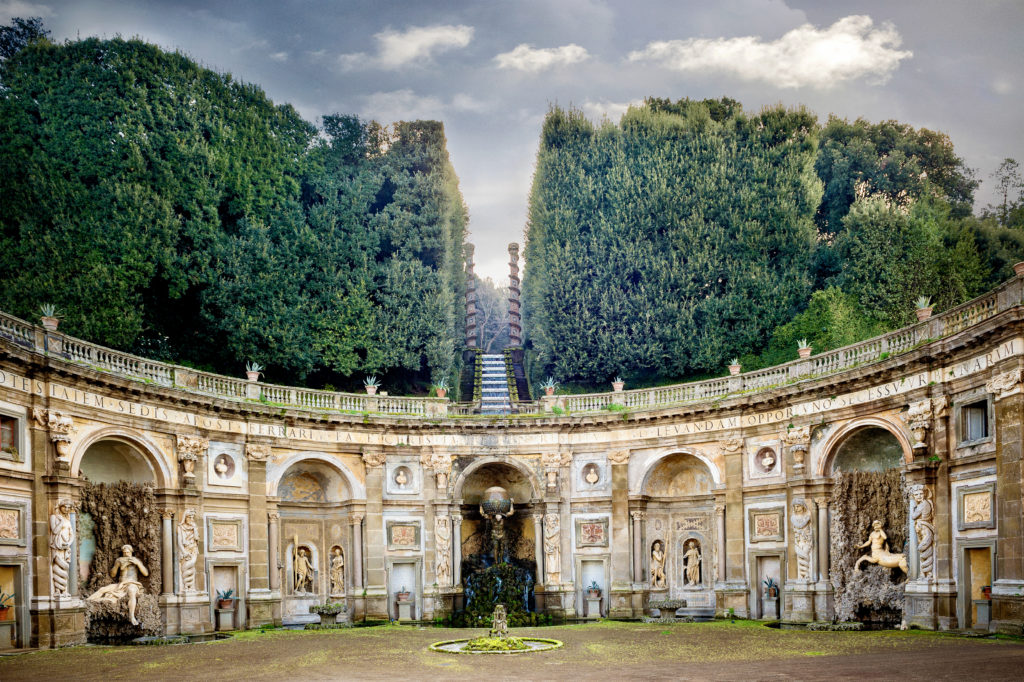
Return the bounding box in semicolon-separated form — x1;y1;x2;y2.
728;364;741;376
915;307;933;322
766;588;778;599
612;381;624;392
365;385;378;395
1014;262;1024;277
217;599;234;609
246;371;260;382
41;316;59;331
436;388;447;399
396;591;411;602
798;347;812;359
0;606;10;621
587;589;601;599
544;386;555;396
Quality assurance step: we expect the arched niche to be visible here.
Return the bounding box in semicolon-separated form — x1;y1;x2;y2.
642;453;715;498
275;459;352;504
454;458;539;504
78;439;156;484
824;422;909;475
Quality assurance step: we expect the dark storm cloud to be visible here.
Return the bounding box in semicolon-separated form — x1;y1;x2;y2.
2;0;1021;280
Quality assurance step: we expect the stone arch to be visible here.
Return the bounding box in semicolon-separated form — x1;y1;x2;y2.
71;427;172;487
268;453;362;502
452;456;541;502
816;417;913;477
639;448;722;496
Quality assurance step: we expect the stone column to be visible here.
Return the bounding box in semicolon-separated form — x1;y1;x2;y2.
533;513;544;584
268;512;280;592
814;497;829;583
351;514;364;589
452;514;463;587
715;504;727;582
160;509;174;596
631;511;645;583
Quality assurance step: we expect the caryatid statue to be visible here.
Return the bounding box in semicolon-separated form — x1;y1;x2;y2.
791;499;813;580
49;499;75;596
910;485;935;580
650;540;666;589
854;520;909;575
177;509;199;592
543;514;561;585
87;544;150;625
683;540;702;586
434;516;452;586
330;547;345;594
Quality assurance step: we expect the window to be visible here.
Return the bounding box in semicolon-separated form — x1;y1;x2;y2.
0;414;16;458
961;400;989;443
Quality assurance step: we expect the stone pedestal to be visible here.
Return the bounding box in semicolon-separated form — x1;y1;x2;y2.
397;600;414;622
974;600;991;630
215;608;234;631
762;597;778;620
0;620;15;649
784;583;815;622
30;598;86;648
715;582;749;618
162;593;213;635
904;579;958;630
813;582;834;621
586;596;601;619
246;591;280;627
991;580;1024;634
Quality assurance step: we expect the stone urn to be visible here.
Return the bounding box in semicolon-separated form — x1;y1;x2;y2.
436;387;447;399
246;370;260;382
798;346;812;359
365;385;378;395
728;363;741;376
544;386;555;396
612;380;624;392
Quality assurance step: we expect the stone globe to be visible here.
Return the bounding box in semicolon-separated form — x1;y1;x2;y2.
481;485;512;515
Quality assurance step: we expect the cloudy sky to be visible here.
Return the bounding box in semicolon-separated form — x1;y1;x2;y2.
3;0;1022;280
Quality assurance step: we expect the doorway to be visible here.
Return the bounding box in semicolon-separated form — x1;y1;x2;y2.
580;559;604;617
962;546;993;629
389;562;417;620
754;555;781;619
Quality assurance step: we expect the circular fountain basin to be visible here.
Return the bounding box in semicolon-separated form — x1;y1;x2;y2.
430;637;563;654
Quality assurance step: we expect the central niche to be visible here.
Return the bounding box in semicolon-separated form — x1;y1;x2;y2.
644;453;713;497
277;459;350;503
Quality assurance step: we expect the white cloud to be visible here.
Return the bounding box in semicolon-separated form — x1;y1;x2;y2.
628;15;911;89
992;77;1013;95
494;43;589;73
339;24;473;71
0;1;53;21
582;98;641;122
269;51;288;62
451;93;490;113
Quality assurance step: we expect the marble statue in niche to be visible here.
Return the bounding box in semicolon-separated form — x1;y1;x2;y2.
854;520;908;575
294;546;315;593
683;539;702;586
177;509;199;592
394;466;410;489
582;463;600;486
330;546;345;594
213;453;235;480
87;544;150;625
791;499;813;580
49;499;74;596
910;484;935;580
650;540;666;588
543;513;561;584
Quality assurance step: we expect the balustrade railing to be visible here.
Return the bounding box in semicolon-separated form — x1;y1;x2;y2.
0;274;1020;418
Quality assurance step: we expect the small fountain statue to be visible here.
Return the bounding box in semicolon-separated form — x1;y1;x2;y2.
489;604;509;639
854;519;908;575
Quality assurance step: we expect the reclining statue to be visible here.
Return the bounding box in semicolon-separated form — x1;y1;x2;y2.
87;544;150;625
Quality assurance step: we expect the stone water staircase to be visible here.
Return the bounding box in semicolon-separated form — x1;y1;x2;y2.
480;353;512;414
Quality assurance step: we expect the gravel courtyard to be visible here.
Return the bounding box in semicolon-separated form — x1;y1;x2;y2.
3;620;1024;681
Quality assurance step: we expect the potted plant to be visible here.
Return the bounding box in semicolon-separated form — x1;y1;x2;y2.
797;338;812;359
396;585;411;602
982;585;992;600
363;375;380;395
310;600;348;623
763;577;778;599
540;377;557;396
0;591;13;620
728;358;741;376
915;296;933;321
611;376;624;392
216;588;235;609
39;304;62;331
586;580;601;599
432;377;449;399
245;361;263;382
